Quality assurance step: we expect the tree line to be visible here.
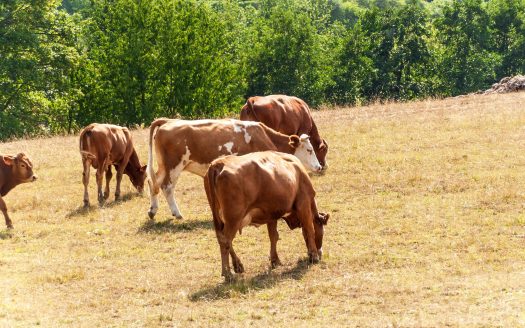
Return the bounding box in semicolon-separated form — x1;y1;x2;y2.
1;0;524;140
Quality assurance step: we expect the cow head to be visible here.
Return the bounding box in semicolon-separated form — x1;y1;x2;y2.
2;153;37;184
289;134;323;173
315;139;329;170
128;165;147;193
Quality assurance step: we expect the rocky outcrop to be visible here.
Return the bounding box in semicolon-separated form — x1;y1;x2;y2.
483;75;525;94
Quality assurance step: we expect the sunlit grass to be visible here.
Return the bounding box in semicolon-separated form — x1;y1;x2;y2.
1;93;525;326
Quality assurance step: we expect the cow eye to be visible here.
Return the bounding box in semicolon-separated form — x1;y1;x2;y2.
21;164;26;168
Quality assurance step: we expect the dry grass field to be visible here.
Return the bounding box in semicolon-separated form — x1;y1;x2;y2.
2;93;525;327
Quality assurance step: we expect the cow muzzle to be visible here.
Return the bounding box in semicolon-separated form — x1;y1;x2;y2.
30;175;37;182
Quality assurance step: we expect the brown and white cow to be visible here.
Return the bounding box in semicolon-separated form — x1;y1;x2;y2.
79;123;147;207
0;153;37;229
204;151;329;281
240;95;329;169
147;118;322;220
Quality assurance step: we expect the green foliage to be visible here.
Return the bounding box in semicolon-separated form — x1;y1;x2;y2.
486;0;525;77
435;0;501;95
0;0;80;139
0;0;524;140
246;0;333;106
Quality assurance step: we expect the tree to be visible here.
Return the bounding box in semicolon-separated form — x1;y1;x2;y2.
246;0;332;106
435;0;500;95
359;2;433;100
487;0;525;77
0;0;80;139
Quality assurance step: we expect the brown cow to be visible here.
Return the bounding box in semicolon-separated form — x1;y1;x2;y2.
204;151;329;281
147;118;322;220
240;95;329;169
79;123;147;207
0;153;37;229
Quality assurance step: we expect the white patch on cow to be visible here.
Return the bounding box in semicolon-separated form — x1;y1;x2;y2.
293;134;323;173
244;131;251;144
223;142;234;154
163;146;191;218
232;120;243;133
230;120;254;144
240;120;259;127
218;145;222;151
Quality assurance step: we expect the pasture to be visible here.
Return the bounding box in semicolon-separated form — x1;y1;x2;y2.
2;93;525;327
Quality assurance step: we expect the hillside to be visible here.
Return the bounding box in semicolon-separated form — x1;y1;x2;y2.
1;93;525;326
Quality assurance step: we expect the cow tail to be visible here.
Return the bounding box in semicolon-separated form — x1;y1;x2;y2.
205;163;225;232
79;125;96;161
147;118;169;194
240;97;259;122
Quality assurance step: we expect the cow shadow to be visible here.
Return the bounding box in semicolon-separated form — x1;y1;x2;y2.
66;192;142;218
137;218;213;234
189;258;311;302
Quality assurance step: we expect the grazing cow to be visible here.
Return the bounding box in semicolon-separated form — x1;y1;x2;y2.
79;123;147;207
204;151;329;281
240;95;329;169
0;153;37;229
147;118;322;220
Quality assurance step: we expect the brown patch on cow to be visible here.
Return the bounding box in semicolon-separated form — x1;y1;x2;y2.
0;153;37;228
79;123;146;207
147;118;315;219
240;95;328;168
204;151;329;281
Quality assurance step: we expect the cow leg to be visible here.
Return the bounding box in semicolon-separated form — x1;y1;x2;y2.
161;165;185;219
161;183;183;219
0;196;13;229
96;167;105;205
115;164;125;201
104;166;112;200
147;179;159;219
267;220;282;268
229;247;244;274
96;158;111;205
82;158;92;207
297;203;319;263
216;224;238;282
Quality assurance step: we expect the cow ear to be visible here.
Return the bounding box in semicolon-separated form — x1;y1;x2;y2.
288;135;300;149
2;156;15;166
319;139;328;150
316;212;330;225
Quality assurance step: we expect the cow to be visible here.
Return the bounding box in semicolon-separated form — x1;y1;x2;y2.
240;95;329;169
79;123;147;207
204;151;329;281
147;118;322;220
0;153;37;229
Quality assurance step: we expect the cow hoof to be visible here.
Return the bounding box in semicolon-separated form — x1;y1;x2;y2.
222;271;235;283
147;211;156;220
270;258;282;268
233;261;244;274
173;214;183;220
308;253;320;264
6;224;13;230
83;201;90;208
